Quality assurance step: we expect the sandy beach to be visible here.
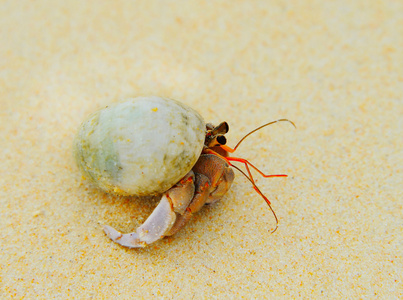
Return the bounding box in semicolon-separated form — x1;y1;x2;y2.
1;1;402;298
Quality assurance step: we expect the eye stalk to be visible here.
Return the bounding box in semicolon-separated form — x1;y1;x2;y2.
205;122;229;148
210;122;229;135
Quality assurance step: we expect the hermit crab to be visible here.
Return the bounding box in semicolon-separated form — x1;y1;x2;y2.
73;96;294;248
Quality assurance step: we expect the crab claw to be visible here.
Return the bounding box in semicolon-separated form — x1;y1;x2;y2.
103;171;196;248
103;194;177;248
103;156;234;248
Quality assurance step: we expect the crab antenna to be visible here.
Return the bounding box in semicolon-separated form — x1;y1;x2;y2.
231;119;296;152
230;164;279;233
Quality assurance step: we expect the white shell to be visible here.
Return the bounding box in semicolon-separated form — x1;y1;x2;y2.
74;96;205;196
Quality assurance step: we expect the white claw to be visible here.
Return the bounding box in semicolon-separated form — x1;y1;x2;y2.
103;195;177;248
103;225;146;248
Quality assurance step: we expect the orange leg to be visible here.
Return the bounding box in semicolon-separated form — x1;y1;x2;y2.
226;156;288;179
203;147;281;232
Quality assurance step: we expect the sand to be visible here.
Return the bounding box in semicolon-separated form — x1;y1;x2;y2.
1;1;402;298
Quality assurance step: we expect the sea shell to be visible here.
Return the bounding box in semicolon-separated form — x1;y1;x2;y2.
73;96;205;196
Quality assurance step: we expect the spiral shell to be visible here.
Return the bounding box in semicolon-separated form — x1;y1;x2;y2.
73;96;205;196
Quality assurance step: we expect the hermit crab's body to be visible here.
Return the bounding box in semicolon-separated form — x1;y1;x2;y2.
75;96;294;248
74;97;235;247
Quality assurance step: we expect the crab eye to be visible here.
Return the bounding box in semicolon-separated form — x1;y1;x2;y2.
220;122;229;134
217;135;227;145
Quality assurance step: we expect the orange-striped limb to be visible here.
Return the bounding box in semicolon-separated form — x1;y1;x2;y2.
204;119;295;233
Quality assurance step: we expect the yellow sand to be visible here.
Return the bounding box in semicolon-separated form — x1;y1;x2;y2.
1;1;402;298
